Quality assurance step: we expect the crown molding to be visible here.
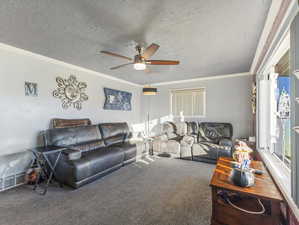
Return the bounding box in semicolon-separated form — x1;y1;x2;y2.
250;0;283;74
250;0;297;74
150;72;252;86
0;43;252;88
0;42;142;87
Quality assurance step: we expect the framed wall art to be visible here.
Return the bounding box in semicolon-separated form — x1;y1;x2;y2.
103;88;132;111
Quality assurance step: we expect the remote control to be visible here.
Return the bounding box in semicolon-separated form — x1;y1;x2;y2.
253;169;264;175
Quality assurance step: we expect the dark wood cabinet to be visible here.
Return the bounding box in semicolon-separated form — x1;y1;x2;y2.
210;157;283;225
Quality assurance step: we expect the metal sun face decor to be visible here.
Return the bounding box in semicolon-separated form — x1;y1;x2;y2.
25;82;38;97
103;87;132;111
53;75;88;110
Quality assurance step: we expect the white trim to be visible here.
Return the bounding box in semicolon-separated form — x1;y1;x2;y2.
152;72;251;87
258;149;299;222
258;31;290;78
0;42;142;87
257;19;292;75
250;0;283;74
252;0;298;75
0;42;252;87
261;31;290;75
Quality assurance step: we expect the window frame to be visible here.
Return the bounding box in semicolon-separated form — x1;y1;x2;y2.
258;31;290;163
257;30;292;202
169;87;206;118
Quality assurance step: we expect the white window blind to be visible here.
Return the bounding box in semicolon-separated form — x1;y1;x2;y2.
171;88;205;117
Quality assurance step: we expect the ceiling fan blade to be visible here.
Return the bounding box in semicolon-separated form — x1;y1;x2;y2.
110;63;133;70
142;43;160;59
146;60;180;65
101;51;132;61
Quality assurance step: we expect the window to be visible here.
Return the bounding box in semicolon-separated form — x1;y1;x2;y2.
273;50;291;168
171;88;205;117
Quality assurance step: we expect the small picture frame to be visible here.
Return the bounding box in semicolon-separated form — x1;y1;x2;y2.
25;82;38;97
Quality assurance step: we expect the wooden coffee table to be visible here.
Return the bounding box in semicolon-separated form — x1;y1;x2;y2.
210;157;283;225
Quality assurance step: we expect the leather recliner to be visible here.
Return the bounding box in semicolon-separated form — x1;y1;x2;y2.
192;122;233;163
152;121;181;156
186;121;199;143
152;121;194;158
43;122;136;189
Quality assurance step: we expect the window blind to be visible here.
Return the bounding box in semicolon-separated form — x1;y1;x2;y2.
171;88;205;117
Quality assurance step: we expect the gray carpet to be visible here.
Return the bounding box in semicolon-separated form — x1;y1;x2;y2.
0;157;214;225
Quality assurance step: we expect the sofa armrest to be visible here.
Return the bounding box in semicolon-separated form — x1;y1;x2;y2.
129;137;144;145
153;134;168;141
181;136;194;146
62;149;82;161
219;138;233;147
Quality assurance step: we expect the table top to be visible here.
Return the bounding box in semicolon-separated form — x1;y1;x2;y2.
29;146;67;154
210;157;283;202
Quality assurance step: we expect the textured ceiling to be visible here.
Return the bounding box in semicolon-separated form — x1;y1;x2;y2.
0;0;271;84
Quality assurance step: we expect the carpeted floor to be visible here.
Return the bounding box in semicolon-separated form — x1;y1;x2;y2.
0;157;215;225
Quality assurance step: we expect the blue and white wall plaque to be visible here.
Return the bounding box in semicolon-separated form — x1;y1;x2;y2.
103;88;132;111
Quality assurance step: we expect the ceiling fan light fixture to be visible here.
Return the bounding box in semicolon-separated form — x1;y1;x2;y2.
143;87;157;95
134;63;146;70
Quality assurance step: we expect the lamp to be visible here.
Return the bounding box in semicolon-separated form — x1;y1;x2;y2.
143;87;157;95
134;63;146;70
143;86;157;140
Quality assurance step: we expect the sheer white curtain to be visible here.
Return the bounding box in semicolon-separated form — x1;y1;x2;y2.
257;78;270;149
257;70;279;151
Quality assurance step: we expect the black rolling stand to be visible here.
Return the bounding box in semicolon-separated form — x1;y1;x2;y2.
29;146;66;195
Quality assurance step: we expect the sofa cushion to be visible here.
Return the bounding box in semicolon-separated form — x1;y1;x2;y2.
99;123;130;146
44;125;102;147
69;140;105;153
175;122;188;136
113;142;137;161
51;118;91;129
189;122;199;135
62;149;82;161
105;134;125;146
197;141;231;159
71;147;124;181
199;123;233;143
219;138;233;147
162;122;177;139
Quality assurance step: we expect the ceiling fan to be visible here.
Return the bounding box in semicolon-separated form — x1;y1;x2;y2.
100;43;180;70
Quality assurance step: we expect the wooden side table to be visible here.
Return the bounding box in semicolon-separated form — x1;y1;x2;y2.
210;157;283;225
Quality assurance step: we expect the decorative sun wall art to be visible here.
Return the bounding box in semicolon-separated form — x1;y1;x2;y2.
53;75;88;110
103;87;132;111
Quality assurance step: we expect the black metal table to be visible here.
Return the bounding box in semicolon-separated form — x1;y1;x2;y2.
29;146;66;195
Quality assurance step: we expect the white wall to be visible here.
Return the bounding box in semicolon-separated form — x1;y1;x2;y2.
141;74;253;139
0;44;142;156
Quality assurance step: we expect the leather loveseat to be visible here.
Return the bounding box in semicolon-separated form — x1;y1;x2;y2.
192;122;233;163
43;122;136;188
